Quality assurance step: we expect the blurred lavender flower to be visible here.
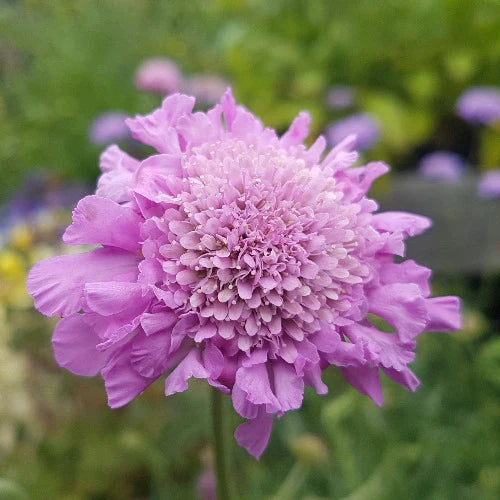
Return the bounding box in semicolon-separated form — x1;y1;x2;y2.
89;112;129;145
327;86;354;110
135;57;182;95
418;151;466;182
0;170;88;243
182;75;229;105
478;170;500;199
326;113;380;151
196;469;216;500
456;87;500;125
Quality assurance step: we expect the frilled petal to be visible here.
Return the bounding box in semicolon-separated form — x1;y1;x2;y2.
221;88;237;130
164;349;209;396
84;282;148;316
340;365;383;406
280;111;310;148
63;195;142;251
344;322;415;371
382;367;420;392
338;161;390;203
368;283;429;342
52;315;109;376
140;311;178;335
96;145;139;202
99;144;138;173
134;154;184;203
27;248;140;317
310;325;341;353
380;259;432;297
372;211;432;238
234;407;274;459
177;112;221;148
321;134;358;171
272;360;304;413
324;340;365;367
233;364;280;415
304;364;328;395
102;345;158;408
130;330;171;378
126;94;194;153
424;296;461;332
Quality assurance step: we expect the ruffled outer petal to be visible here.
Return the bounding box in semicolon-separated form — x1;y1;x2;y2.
372;211;432;238
27;248;140;317
368;283;430;342
380;259;432;297
343;322;415;372
272;360;304;413
134;154;184;203
52;315;109;376
280;111;310;148
63;195;142;252
424;296;461;332
164;349;209;396
234;407;274;459
340;365;383;406
125;93;195;154
96;145;139;203
102;345;158;408
233;364;280;415
84;282;147;316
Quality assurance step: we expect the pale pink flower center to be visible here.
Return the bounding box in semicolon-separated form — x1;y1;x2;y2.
157;140;371;351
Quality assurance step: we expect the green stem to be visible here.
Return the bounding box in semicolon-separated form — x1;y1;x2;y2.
271;463;307;500
211;387;231;500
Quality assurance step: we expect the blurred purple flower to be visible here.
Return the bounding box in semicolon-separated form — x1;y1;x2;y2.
418;151;465;182
0;169;88;239
478;170;500;199
456;87;500;125
182;75;229;105
89;112;129;145
326;113;380;151
327;86;354;110
196;470;216;500
135;58;182;95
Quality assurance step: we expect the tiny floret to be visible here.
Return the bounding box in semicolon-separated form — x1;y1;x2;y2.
27;89;461;458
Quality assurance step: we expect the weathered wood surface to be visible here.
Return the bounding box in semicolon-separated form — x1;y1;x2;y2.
378;174;500;273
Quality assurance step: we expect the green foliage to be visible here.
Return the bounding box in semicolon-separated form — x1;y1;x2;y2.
2;0;500;198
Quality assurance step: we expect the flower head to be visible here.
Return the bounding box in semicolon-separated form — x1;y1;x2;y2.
89;112;129;145
182;75;229;106
456;87;500;125
478;169;500;199
135;58;182;95
327;86;354;110
27;89;460;458
326;113;380;151
418;151;465;182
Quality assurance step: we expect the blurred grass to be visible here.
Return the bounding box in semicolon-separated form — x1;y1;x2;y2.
2;0;500;197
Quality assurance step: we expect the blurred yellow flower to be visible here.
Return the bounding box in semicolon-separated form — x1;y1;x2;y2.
9;224;34;252
0;250;30;307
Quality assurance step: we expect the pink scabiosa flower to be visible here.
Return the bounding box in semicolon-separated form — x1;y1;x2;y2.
456;87;500;125
135;58;182;95
418;151;465;182
89;112;129;145
27;90;461;459
182;75;229;106
478;169;500;199
327;86;354;110
326;113;380;151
